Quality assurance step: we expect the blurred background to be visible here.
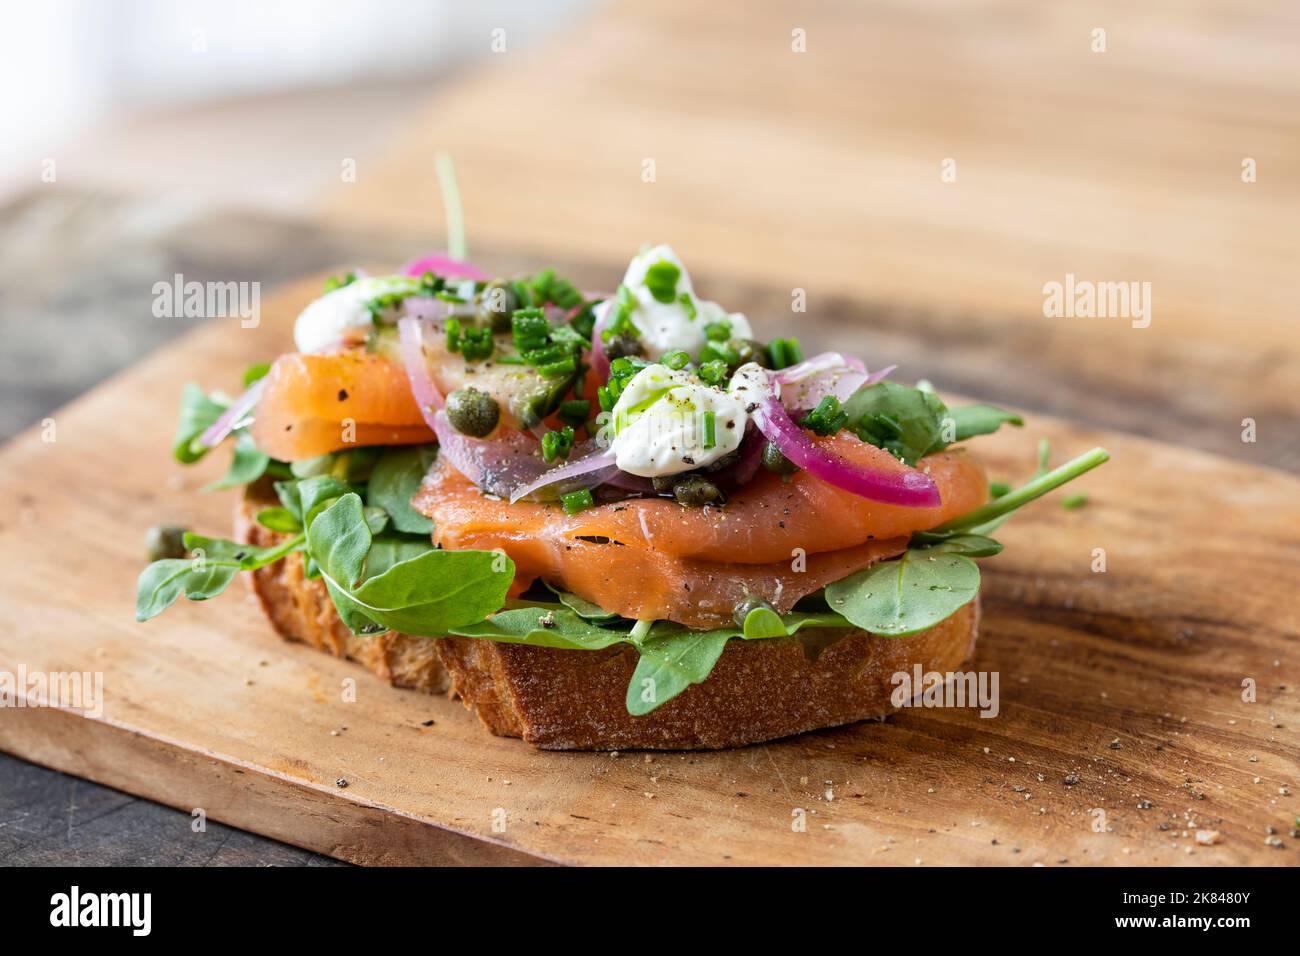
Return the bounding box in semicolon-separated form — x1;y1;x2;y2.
1;0;1298;862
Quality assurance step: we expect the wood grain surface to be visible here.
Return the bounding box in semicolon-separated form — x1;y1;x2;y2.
0;274;1296;866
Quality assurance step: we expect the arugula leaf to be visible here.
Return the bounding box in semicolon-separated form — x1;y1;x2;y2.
841;382;1023;465
203;430;271;491
626;628;731;716
306;494;512;637
172;383;227;464
546;585;621;622
824;550;980;637
362;534;437;579
909;532;1003;557
135;559;238;621
276;475;352;526
843;381;949;466
945;404;1023;442
306;493;375;588
255;506;302;533
367;445;436;534
136;531;304;621
242;362;272;387
450;607;630;650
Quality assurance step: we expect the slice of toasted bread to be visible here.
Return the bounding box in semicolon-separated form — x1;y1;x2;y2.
236;481;979;749
234;480;450;693
436;601;980;750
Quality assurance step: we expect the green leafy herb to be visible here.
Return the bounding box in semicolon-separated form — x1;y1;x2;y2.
799;395;850;437
766;337;803;370
843;381;948;466
560;488;594;514
172;383;227;464
136;531;303;622
242;362;272;387
945;404;1024;442
927;447;1109;537
203;430;270;491
601;285;640;342
558;399;591;430
255;506;302;533
696;359;729;386
825;550;981;637
704;319;732;342
841;382;1023;466
644;259;681;304
541;426;575;463
546;587;622;622
662;349;691;371
678;291;697;321
323;271;357;293
307;494;511;637
450;607;629;650
626;629;732;715
366;445;437;534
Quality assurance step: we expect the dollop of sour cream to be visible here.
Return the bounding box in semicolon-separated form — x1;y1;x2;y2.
610;361;772;478
293;275;419;354
597;245;753;360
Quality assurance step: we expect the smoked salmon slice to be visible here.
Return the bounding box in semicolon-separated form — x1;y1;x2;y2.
419;438;987;564
413;438;988;628
251;351;434;461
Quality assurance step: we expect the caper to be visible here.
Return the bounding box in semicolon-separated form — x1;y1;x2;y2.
477;281;519;333
761;441;799;475
672;474;724;507
445;386;500;438
733;594;776;628
145;524;188;562
604;334;644;360
651;474;680;494
702;448;741;473
734;338;771;369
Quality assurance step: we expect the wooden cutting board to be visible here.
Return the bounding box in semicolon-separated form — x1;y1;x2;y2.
0;276;1296;867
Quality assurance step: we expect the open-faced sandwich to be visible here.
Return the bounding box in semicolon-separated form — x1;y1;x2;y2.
138;243;1106;749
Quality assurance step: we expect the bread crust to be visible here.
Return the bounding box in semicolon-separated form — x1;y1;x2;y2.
235;481;449;694
435;601;980;750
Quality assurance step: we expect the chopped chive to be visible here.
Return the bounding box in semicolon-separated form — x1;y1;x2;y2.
644;260;681;304
704;319;732;342
445;317;462;353
702;410;717;449
561;488;595;514
678;291;697;321
663;349;691;370
697;360;729;386
541;426;576;463
767;337;804;370
559;399;591;429
1061;493;1088;510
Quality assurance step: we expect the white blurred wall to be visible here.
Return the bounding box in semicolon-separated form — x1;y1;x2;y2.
0;0;594;198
